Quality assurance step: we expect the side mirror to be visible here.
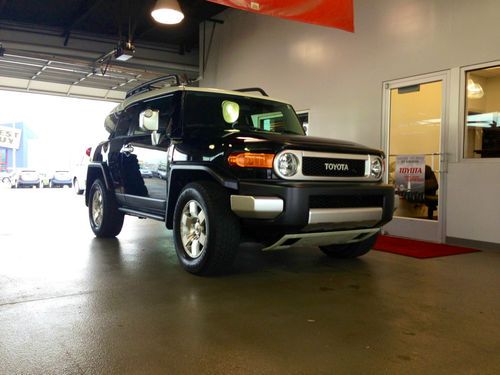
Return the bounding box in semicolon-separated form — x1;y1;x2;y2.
139;109;159;132
139;109;160;146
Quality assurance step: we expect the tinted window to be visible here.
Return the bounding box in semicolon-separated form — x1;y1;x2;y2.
142;94;177;134
183;92;304;136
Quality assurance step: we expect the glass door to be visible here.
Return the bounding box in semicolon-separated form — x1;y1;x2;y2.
382;74;448;243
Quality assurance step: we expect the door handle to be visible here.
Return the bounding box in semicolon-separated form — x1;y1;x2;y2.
120;144;134;155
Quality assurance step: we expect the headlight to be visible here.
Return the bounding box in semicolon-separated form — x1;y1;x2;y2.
277;152;299;177
370;158;383;179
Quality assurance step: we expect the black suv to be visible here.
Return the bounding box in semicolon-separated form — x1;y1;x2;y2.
85;76;394;275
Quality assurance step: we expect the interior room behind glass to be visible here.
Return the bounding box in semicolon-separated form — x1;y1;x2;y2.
465;66;500;158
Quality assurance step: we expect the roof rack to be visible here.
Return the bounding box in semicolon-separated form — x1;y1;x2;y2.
234;87;269;97
126;74;184;98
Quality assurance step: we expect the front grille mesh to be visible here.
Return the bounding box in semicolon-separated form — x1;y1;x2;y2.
302;157;365;177
309;195;384;209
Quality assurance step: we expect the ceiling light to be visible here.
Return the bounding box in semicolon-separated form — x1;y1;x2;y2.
151;0;184;24
467;79;484;99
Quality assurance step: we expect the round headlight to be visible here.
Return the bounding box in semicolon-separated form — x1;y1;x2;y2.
370;158;383;179
277;153;299;177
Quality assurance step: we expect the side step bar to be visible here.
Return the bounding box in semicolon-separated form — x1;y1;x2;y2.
118;208;165;221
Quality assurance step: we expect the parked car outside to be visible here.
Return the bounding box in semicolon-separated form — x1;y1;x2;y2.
140;167;153;178
11;169;40;188
50;170;73;188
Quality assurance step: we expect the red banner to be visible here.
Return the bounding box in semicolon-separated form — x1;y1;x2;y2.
207;0;354;32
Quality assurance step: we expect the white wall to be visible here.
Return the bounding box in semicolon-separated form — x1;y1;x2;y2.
202;0;500;245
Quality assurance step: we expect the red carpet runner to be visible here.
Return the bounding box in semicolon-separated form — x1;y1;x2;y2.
373;235;481;258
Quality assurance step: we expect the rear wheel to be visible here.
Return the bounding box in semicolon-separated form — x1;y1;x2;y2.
319;232;379;258
88;178;124;238
173;181;240;275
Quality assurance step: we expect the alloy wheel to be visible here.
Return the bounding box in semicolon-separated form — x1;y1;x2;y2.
180;200;207;258
91;188;104;228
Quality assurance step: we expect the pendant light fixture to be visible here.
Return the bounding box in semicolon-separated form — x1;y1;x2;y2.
151;0;185;24
467;79;484;99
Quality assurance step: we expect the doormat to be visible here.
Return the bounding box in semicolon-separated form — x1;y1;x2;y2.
373;235;481;258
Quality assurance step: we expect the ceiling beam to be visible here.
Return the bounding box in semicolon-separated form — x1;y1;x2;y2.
62;0;106;46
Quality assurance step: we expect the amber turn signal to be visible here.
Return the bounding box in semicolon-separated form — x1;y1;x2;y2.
228;152;275;168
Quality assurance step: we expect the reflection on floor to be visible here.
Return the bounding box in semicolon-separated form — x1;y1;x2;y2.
0;188;499;374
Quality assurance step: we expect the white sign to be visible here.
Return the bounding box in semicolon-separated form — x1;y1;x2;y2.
395;155;426;201
0;125;22;149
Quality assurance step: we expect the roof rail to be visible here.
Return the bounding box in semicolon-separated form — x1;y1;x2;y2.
126;74;184;98
234;87;269;97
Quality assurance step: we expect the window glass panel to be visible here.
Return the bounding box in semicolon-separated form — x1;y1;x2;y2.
465;65;500;158
183;92;304;136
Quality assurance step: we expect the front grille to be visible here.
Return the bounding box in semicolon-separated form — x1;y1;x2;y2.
309;195;384;209
302;157;365;177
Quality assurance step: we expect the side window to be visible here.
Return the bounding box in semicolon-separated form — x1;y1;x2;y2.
143;94;176;134
125;103;146;136
123;93;178;137
105;111;129;137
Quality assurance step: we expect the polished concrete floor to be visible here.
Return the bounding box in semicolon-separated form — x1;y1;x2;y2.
0;187;499;374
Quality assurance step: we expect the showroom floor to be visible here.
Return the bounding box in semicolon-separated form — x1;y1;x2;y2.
0;187;499;374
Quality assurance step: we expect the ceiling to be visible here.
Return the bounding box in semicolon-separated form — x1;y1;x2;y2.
0;0;226;51
0;0;227;100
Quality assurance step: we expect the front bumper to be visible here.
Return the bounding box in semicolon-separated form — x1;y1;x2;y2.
231;180;395;230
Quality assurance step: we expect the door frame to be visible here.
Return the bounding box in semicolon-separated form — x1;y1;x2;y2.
381;71;450;243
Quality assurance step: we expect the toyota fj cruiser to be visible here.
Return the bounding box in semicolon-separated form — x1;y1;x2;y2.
85;75;394;275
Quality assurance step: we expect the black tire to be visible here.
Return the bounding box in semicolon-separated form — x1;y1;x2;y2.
319;232;379;258
74;178;84;195
173;181;240;275
88;178;124;238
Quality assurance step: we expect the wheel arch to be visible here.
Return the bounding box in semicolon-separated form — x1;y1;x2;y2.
85;163;114;206
165;166;238;229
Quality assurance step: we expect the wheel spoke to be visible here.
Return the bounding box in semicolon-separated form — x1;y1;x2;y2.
181;213;188;227
189;201;198;217
191;239;200;257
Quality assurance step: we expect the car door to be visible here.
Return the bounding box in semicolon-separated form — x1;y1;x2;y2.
120;94;178;217
104;110;131;202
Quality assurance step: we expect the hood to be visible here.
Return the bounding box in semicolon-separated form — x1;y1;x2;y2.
219;130;384;157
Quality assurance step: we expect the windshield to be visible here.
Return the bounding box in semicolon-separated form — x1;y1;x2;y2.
183;91;305;136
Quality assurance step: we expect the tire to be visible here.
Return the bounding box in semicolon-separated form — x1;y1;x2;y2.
88;178;124;238
319;232;379;259
74;178;84;195
173;181;240;275
49;180;53;188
